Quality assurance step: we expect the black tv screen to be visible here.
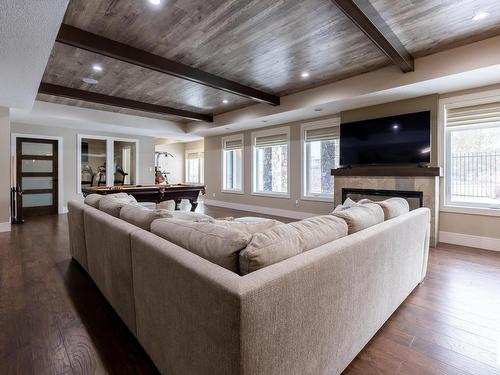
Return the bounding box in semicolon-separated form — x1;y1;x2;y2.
339;111;431;166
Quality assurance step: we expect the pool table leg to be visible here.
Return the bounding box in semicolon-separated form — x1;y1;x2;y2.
174;199;182;210
189;199;198;212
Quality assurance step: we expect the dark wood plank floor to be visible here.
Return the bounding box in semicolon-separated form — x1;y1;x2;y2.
1;203;499;374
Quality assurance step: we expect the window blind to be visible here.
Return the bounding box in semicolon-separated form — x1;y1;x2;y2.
254;133;288;147
186;152;199;160
447;101;500;127
305;126;340;142
224;139;243;150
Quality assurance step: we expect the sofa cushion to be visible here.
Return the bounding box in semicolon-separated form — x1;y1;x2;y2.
239;215;348;275
151;219;251;272
170;210;215;223
214;217;282;234
374;198;410;220
98;193;138;217
120;204;171;231
331;203;384;234
84;193;103;208
333;197;359;212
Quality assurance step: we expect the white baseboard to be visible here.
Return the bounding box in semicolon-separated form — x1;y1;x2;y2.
439;231;500;252
203;199;317;220
0;222;11;233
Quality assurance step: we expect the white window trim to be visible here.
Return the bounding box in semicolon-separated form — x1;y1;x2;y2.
439;88;500;217
251;126;290;198
77;134;139;194
221;134;244;194
300;118;340;202
185;148;204;184
11;133;65;214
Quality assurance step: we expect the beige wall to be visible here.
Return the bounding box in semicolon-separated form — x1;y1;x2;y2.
11;122;155;210
185;139;204;152
0;107;10;227
204;116;339;215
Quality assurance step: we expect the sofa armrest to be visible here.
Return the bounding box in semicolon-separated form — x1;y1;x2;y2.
130;230;243;375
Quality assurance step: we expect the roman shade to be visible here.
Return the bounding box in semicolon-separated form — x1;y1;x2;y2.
304;126;340;142
447;101;500;127
254;133;288;147
186;152;199;159
224;138;243;150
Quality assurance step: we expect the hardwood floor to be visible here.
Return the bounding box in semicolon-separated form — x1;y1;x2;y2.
0;204;499;374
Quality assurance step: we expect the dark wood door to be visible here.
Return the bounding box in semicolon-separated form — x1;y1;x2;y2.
16;138;58;216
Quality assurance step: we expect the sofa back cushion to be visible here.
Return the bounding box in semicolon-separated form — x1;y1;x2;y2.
214;218;282;234
151;219;251;272
84;193;103;208
98;193;138;217
239;215;348;275
331;203;384;234
373;198;410;220
120;205;172;231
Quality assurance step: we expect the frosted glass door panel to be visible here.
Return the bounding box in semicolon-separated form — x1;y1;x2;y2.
22;177;53;190
21;142;53;156
23;193;53;207
21;159;53;173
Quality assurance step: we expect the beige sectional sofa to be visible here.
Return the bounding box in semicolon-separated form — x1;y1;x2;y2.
67;195;430;375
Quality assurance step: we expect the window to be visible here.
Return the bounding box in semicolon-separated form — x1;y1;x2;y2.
222;135;243;192
185;150;204;184
78;135;138;193
302;120;340;200
252;127;289;196
445;100;500;209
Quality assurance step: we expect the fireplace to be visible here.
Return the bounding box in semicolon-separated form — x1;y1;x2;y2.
342;188;424;210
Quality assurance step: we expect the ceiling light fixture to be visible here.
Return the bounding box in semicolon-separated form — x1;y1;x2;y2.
301;71;310;78
149;0;161;5
82;77;98;85
472;11;489;21
314;108;323;112
92;64;103;72
222;99;229;104
392;124;399;130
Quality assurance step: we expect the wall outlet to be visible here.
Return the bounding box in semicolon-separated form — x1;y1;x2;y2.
295;199;300;207
212;193;216;198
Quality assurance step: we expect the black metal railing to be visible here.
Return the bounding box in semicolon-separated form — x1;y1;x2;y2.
450;152;500;198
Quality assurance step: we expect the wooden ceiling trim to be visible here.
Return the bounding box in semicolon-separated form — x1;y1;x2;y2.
38;82;213;122
331;0;414;73
56;24;280;106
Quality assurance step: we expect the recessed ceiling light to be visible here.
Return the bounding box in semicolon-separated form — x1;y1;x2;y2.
222;99;229;104
393;124;399;130
314;108;323;112
92;64;103;72
224;127;231;130
261;120;268;123
301;71;310;78
82;77;98;85
472;11;489;21
149;0;161;5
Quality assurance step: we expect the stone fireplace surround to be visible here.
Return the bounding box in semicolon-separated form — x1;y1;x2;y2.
333;175;440;246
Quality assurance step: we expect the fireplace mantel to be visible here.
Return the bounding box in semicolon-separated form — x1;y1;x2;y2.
330;166;442;177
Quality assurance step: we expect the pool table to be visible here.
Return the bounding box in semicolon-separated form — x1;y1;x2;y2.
82;184;206;211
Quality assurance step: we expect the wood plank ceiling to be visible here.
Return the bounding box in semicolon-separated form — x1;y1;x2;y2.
38;0;500;122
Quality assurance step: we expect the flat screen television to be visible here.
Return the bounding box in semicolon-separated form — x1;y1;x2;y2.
339;111;431;166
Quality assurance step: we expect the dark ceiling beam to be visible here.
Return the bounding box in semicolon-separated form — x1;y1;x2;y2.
56;24;280;106
331;0;414;73
38;82;213;122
